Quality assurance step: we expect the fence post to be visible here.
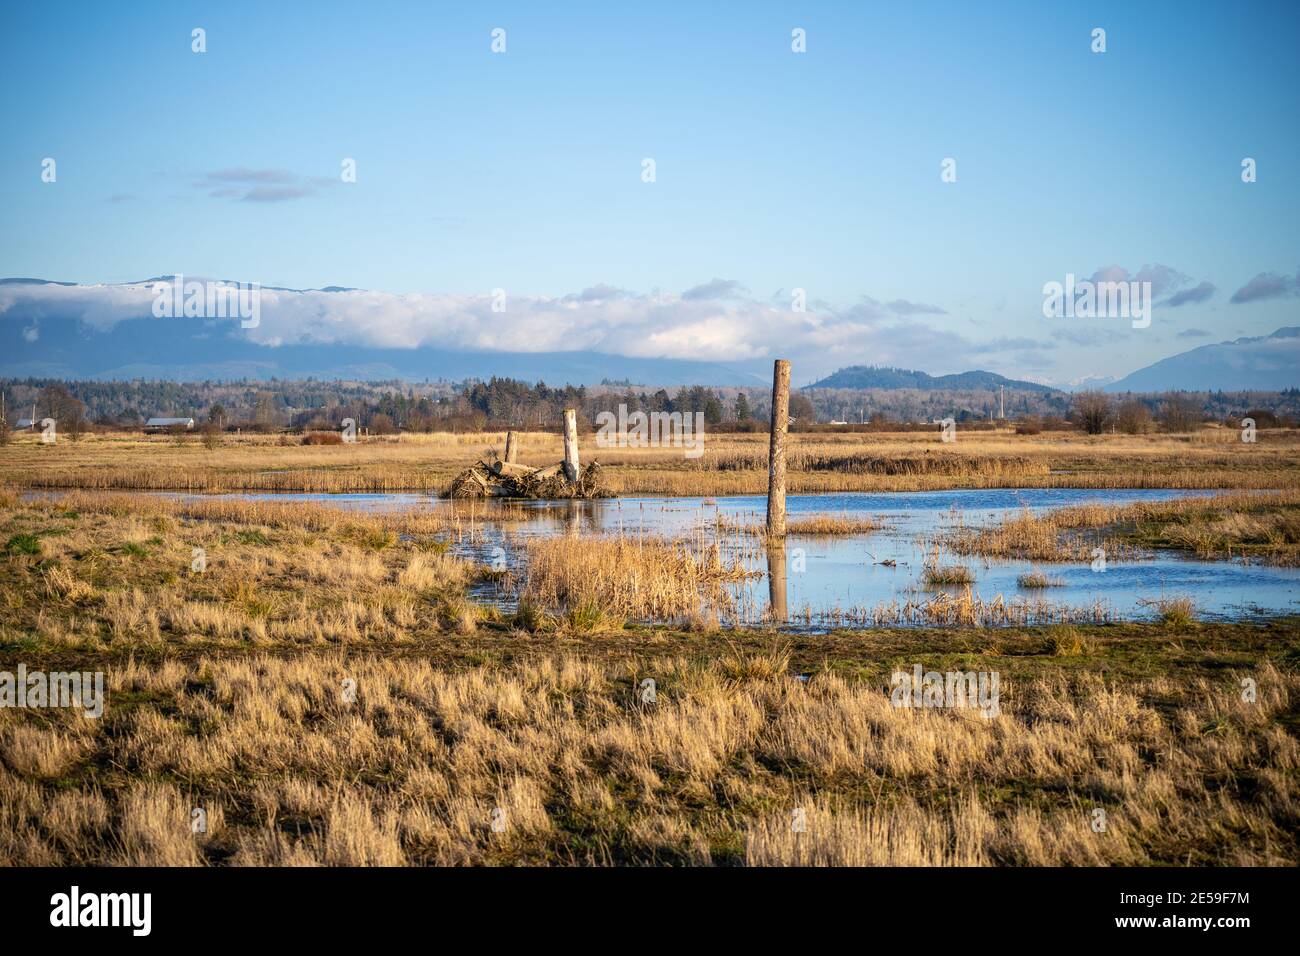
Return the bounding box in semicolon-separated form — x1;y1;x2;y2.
504;430;518;464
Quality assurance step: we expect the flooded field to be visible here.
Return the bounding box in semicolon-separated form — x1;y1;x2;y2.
157;487;1300;627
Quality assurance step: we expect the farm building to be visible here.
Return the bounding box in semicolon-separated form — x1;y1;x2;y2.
144;417;195;431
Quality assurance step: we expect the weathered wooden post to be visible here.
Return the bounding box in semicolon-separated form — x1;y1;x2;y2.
766;359;790;536
562;408;580;482
766;540;788;624
504;430;518;464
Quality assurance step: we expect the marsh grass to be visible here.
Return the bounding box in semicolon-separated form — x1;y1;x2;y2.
710;513;882;537
920;545;974;587
784;515;882;536
950;490;1300;565
810;588;1114;628
2;489;1297;866
5;429;1298;496
1142;596;1197;628
519;534;754;625
947;507;1121;562
1017;571;1065;588
1;651;1293;865
0;492;482;652
922;564;975;586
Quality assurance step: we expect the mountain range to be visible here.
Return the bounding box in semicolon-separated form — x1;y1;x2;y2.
1104;327;1300;393
807;366;1056;393
2;278;1296;393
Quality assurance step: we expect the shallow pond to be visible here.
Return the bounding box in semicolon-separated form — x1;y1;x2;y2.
165;488;1300;627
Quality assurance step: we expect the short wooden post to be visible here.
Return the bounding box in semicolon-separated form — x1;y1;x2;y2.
562;409;580;482
766;359;790;536
504;430;518;464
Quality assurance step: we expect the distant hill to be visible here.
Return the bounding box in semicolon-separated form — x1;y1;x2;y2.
808;365;1057;393
1106;327;1300;392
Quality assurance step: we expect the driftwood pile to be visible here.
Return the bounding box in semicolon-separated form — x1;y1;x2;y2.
447;456;608;499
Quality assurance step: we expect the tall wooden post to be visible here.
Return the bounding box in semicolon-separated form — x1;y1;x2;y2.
766;540;788;623
562;409;580;482
766;359;790;536
504;430;518;464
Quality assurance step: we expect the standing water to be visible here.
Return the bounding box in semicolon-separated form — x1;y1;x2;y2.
156;488;1300;627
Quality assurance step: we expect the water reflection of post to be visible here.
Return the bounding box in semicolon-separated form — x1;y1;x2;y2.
766;540;788;624
566;500;581;538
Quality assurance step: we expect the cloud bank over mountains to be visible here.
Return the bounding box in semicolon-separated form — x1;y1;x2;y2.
0;264;1291;387
0;277;960;372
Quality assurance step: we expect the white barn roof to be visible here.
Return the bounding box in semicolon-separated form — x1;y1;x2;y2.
145;417;195;428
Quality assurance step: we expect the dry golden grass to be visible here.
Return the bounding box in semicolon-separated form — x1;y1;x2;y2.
921;564;975;586
948;490;1300;564
709;513;882;537
1017;571;1064;588
3;486;1297;866
0;652;1294;866
947;507;1125;562
519;534;756;627
0;491;1133;635
1142;596;1198;628
805;588;1115;628
3;427;1298;495
0;491;485;652
784;515;882;536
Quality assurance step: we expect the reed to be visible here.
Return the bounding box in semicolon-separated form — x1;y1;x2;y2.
784;515;882;536
921;564;976;586
920;543;975;587
709;513;881;537
518;534;755;624
950;490;1300;565
947;507;1120;562
1017;571;1064;588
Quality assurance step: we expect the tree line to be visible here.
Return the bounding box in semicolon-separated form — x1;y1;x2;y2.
1;376;1296;439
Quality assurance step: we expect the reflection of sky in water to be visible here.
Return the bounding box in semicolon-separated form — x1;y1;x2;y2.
171;489;1300;626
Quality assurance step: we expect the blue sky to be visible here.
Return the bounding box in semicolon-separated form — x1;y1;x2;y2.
2;0;1298;385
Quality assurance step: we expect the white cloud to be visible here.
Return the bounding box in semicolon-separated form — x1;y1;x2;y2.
0;278;1017;373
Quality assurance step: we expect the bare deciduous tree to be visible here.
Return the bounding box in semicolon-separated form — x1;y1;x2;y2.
1115;399;1153;435
1072;391;1112;435
1158;393;1202;433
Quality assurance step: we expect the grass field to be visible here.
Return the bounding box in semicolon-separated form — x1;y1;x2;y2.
1;489;1297;865
2;426;1298;495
